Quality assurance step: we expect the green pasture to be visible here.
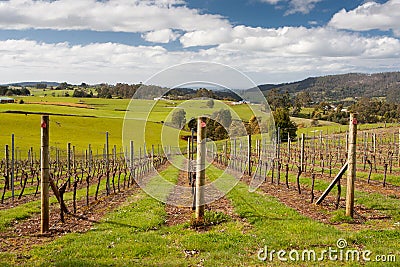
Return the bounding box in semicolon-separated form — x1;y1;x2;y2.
1;96;398;159
1;163;398;266
0;97;261;158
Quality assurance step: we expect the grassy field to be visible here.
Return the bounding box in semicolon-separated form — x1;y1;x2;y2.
0;95;263;158
1;164;398;266
0;94;399;266
1;95;397;158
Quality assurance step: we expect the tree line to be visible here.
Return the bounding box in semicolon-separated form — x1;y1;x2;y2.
259;72;400;104
169;106;296;142
0;86;30;96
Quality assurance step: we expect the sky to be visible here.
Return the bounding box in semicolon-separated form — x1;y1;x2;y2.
0;0;399;85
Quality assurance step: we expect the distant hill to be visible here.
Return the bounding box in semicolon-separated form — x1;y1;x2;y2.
257;72;400;103
4;81;60;87
3;72;400;104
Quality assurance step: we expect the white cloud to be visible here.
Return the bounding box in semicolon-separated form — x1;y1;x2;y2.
179;25;400;60
0;40;174;84
329;0;400;36
0;0;230;33
285;0;322;15
1;36;399;85
0;0;398;84
257;0;282;4
142;29;180;43
256;0;321;14
180;27;233;47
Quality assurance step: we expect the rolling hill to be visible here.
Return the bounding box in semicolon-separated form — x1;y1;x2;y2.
257;72;400;103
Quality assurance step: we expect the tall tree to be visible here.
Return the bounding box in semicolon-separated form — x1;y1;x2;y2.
206;99;214;108
247;115;261;135
273;108;297;141
171;109;186;129
211;109;232;129
266;89;291;111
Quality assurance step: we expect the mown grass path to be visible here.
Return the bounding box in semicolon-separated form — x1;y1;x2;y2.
0;164;398;266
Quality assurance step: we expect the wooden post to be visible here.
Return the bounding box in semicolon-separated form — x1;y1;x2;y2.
223;144;227;166
277;127;281;160
287;133;291;163
248;134;252;176
373;133;377;155
72;145;76;170
144;143;147;173
398;129;400;167
191;128;195;161
11;134;15;201
30;147;34;167
346;113;357;218
195;117;206;221
297;136;300;162
41;115;50;233
113;145;116;164
130;140;134;170
233;138;237;170
105;132;110;194
363;132;367;168
151;144;155;166
88;144;92;173
225;140;229;165
67;142;71;186
300;133;305;172
5;145;9;190
187;136;191;183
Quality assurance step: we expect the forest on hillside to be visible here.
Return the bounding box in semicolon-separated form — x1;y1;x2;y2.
258;72;400;104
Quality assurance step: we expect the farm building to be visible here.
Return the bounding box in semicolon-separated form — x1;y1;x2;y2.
0;97;15;103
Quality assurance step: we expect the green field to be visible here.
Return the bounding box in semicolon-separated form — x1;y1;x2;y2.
0;94;399;266
1;95;397;159
0;95;263;158
1;164;399;266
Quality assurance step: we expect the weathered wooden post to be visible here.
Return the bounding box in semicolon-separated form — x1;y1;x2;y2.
88;144;92;173
130;140;134;171
195;117;206;222
225;140;229;166
287;132;291;163
187;136;191;183
30;147;34;167
105;132;110;195
191;128;195;166
300;133;305;172
41;115;50;233
151;144;155;167
67;142;71;186
373;133;377;155
248;134;252;176
233;138;237;170
138;147;142;178
5;145;9;190
346;113;357;218
319;130;323;160
72;145;76;170
277;127;281;160
111;145;115;164
11;134;15;201
398;129;400;167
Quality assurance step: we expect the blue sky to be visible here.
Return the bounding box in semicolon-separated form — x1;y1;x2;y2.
0;0;399;85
